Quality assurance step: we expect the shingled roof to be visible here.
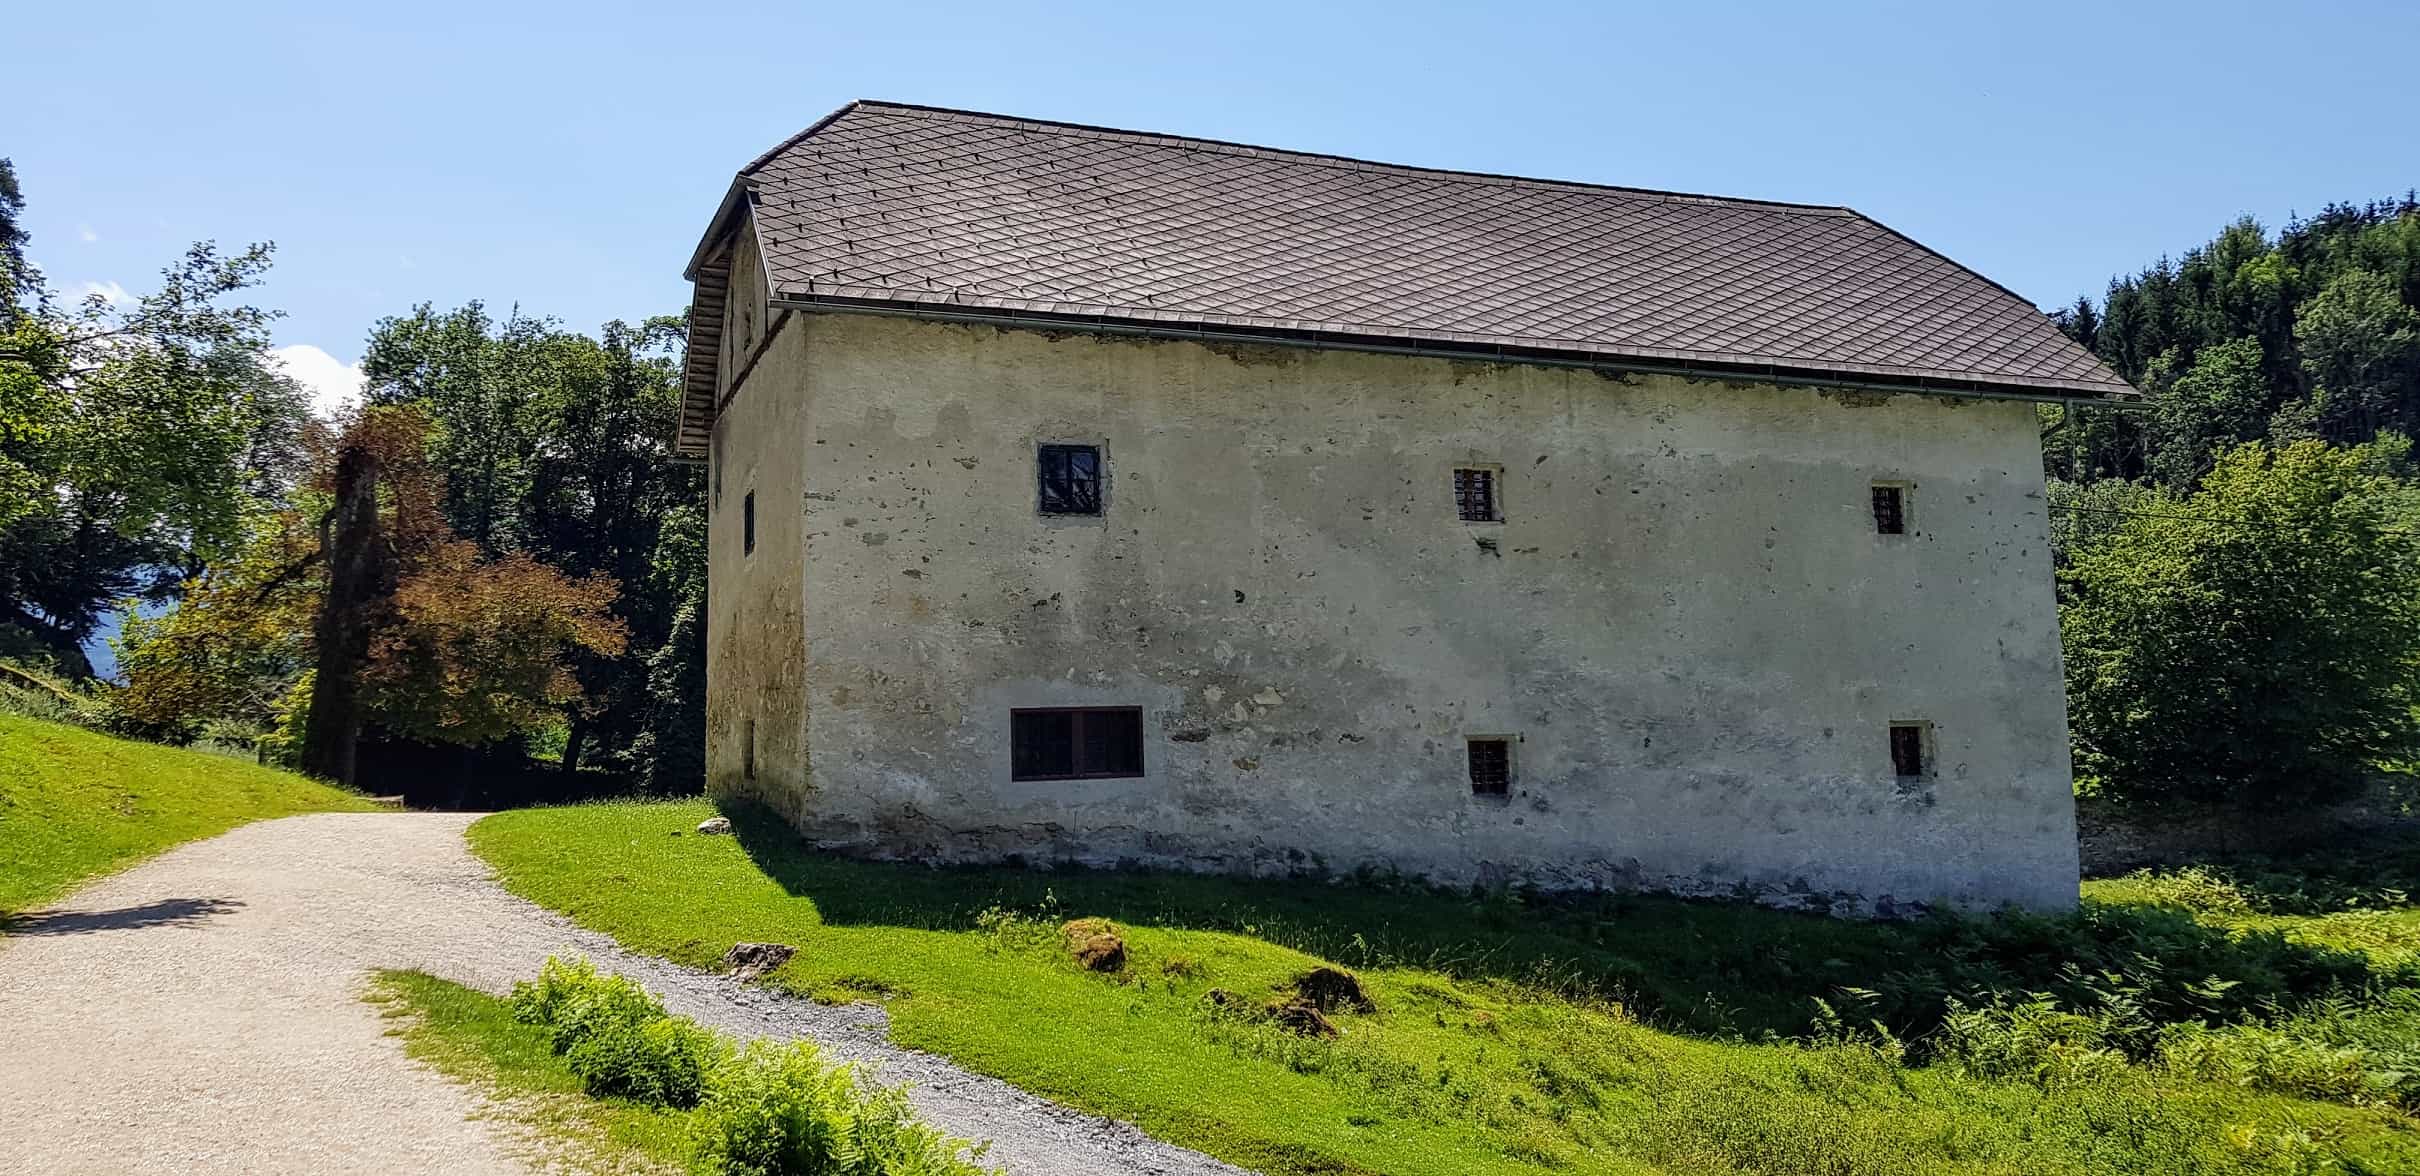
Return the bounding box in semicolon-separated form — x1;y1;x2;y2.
679;100;2133;456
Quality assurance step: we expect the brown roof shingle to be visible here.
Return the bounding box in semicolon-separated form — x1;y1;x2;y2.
680;101;2130;455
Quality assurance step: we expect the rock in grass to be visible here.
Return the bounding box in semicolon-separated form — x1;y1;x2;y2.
722;942;796;982
1060;918;1128;972
696;816;732;835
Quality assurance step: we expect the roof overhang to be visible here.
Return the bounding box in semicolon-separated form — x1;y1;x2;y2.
763;293;2148;410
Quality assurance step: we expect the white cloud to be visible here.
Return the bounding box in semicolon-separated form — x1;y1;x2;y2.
271;344;365;418
76;224;98;243
72;279;130;307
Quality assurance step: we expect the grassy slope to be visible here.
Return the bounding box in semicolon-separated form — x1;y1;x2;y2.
0;713;377;914
2084;830;2420;969
474;801;2420;1176
368;969;693;1174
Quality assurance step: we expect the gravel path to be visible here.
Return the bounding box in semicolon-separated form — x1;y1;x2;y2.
0;812;1247;1176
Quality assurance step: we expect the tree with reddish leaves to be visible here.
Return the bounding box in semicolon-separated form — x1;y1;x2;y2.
116;406;624;787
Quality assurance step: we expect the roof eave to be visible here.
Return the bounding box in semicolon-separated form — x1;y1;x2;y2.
682;179;752;282
765;292;2145;407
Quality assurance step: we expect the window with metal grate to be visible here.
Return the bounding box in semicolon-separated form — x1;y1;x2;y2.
1467;738;1511;795
1871;484;1907;535
1011;707;1144;780
1455;467;1499;522
1890;723;1927;778
1038;444;1103;515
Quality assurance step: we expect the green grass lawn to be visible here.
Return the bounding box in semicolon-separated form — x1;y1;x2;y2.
474;800;2420;1176
0;713;378;915
368;969;695;1174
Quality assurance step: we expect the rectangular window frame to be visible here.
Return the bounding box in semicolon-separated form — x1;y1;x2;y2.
743;490;756;556
1036;443;1105;517
1871;481;1911;536
1454;465;1503;523
1466;735;1515;796
1889;721;1930;780
1010;706;1146;781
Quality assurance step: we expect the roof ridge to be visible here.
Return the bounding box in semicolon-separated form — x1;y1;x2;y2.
750;99;1860;219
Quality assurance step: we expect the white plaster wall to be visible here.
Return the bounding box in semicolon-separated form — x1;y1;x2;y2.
726;309;2079;911
703;228;810;804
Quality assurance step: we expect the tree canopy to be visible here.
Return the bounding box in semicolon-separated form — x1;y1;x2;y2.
2061;440;2420;808
114;407;626;780
0;175;307;671
2048;197;2420;488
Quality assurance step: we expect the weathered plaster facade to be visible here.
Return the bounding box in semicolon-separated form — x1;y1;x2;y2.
705;288;2079;911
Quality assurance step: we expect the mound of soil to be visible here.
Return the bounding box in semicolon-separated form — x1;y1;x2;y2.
1289;966;1374;1013
1060;918;1128;972
1268;997;1340;1038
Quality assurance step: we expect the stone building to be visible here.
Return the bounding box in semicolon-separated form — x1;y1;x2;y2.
676;101;2136;910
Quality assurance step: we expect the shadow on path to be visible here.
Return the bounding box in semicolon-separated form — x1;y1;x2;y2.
2;896;244;937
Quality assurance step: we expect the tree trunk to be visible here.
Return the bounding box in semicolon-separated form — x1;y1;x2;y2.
301;441;396;787
561;716;588;775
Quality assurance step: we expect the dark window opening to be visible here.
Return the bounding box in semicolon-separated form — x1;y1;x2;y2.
1455;467;1499;522
1467;738;1511;795
1012;707;1143;780
743;718;757;781
1871;484;1906;535
1890;723;1927;778
1038;444;1103;515
743;490;756;555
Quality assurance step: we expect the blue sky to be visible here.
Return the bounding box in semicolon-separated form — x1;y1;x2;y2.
10;0;2415;412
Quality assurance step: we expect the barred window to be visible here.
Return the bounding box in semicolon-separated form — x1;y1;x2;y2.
1038;444;1103;515
1011;707;1144;780
1467;738;1511;796
1890;723;1927;778
1455;468;1499;522
1871;484;1907;535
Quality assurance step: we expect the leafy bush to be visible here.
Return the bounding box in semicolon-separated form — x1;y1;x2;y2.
510;957;721;1107
2060;439;2420;809
2104;841;2420;920
0;658;109;727
509;958;991;1173
1847;901;2396;1053
1937;996;2131;1085
695;1041;991;1176
2159;990;2420;1110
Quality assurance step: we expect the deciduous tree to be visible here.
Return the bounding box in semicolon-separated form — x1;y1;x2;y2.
2061;439;2420;809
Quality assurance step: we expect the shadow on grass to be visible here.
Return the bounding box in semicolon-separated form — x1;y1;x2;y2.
1;895;243;936
722;804;2409;1042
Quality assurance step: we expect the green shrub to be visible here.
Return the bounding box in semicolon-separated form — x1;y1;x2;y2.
2160;990;2420;1110
510;957;722;1107
695;1040;992;1176
1873;901;2396;1053
2109;865;2257;915
509;958;988;1171
2061;439;2420;809
1936;997;2131;1086
0;658;111;728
